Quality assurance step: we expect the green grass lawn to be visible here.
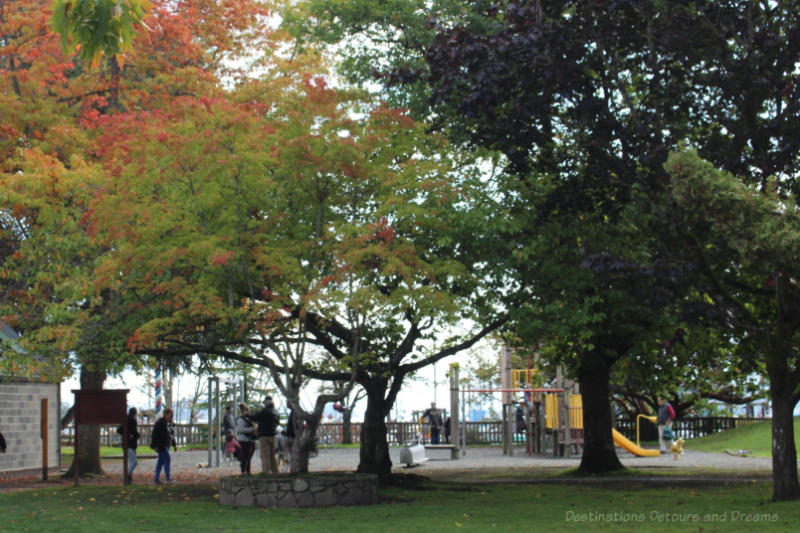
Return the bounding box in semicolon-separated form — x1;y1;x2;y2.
61;445;199;460
686;417;800;457
1;479;796;533
60;446;125;461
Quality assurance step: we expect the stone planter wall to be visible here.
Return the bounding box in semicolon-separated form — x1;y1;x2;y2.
219;473;379;508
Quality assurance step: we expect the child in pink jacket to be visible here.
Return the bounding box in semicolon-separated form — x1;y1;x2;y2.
224;429;240;464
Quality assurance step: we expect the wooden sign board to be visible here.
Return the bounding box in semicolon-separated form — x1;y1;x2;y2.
74;390;128;424
71;389;129;486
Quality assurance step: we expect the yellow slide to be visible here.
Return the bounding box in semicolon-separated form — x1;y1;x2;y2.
612;428;661;457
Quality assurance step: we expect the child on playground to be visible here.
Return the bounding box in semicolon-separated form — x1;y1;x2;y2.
224;429;240;464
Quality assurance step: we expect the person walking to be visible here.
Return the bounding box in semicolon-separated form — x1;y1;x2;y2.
252;397;280;474
424;402;443;444
236;403;257;474
657;397;676;453
119;407;140;483
151;408;177;484
223;405;235;438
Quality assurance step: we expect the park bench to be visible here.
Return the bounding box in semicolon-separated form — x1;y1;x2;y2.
399;443;428;467
423;443;457;459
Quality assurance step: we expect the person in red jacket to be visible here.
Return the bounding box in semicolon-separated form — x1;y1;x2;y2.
657;397;676;452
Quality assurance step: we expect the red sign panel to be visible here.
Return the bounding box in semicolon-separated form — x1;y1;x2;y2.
72;390;129;425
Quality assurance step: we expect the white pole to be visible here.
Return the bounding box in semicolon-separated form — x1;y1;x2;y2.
215;377;221;467
433;364;437;405
207;377;213;467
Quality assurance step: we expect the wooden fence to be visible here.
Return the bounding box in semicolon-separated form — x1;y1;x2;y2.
614;416;765;442
61;422;207;448
61;416;767;448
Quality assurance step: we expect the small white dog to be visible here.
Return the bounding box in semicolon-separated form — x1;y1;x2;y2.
670;437;685;460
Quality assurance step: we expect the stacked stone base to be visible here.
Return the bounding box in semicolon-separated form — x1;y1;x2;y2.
219;472;379;508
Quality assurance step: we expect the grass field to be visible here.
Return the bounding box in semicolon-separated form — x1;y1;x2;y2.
60;446;126;461
1;478;795;533
686;417;800;457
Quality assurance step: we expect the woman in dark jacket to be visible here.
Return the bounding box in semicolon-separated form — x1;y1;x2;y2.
122;407;139;483
236;403;257;474
151;408;176;484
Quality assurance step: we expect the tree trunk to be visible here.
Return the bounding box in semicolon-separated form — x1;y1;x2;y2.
342;408;353;445
290;411;322;474
577;353;624;474
768;361;800;501
64;365;107;478
290;429;312;473
165;367;173;411
357;379;392;485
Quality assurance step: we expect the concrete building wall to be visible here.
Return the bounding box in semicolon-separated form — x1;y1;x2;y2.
0;381;60;472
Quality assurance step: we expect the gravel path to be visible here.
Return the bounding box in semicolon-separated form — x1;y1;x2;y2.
107;444;773;482
0;445;773;491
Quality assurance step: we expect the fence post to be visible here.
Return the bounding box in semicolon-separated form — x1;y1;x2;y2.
41;398;48;481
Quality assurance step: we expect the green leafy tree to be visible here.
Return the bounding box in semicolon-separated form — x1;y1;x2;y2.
50;0;150;66
293;1;800;485
667;149;800;501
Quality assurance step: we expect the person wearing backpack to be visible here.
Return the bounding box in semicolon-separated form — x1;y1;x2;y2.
117;407;140;483
151;408;177;484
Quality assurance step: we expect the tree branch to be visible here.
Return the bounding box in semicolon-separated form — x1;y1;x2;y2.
398;316;508;375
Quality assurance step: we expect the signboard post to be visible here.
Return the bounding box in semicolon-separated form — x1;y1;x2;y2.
72;390;129;486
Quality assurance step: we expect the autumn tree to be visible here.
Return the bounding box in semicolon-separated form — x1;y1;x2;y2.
1;0;273;476
1;0;122;475
80;52;504;480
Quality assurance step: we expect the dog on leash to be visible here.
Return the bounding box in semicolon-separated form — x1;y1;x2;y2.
276;433;293;473
670;437;685;460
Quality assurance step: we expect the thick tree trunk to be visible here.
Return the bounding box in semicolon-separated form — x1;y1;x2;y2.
342;408;353;445
64;365;107;478
768;364;800;501
577;353;624;474
290;411;322;474
290;429;312;473
357;379;392;485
